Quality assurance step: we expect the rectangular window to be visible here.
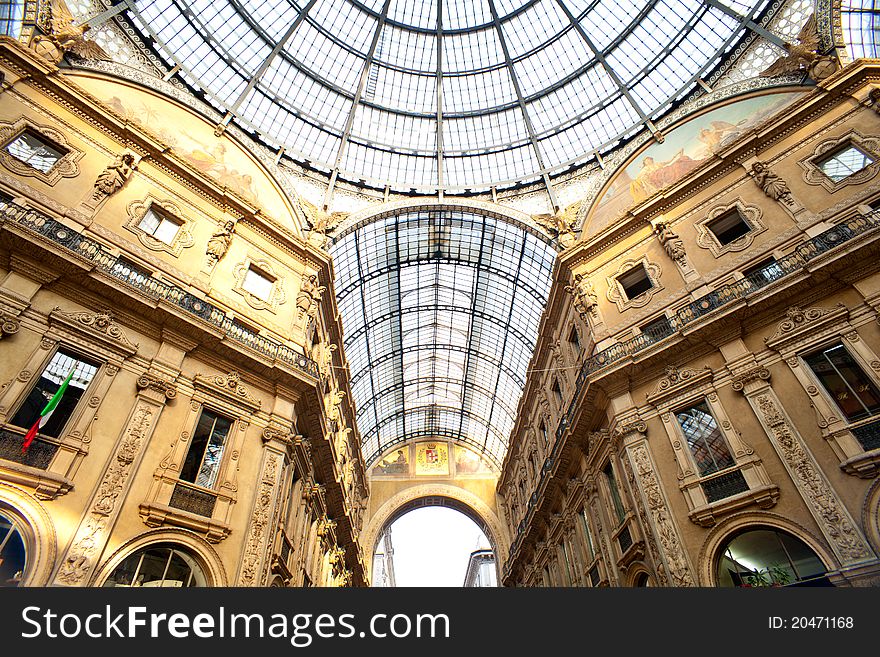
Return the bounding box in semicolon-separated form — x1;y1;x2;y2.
707;210;751;245
804;343;880;422
180;409;233;489
674;400;736;476
817;144;874;182
551;379;562;405
568;326;581;354
9;349;99;438
138;207;181;245
579;508;595;563
617;264;653;300
5;131;65;173
242;266;274;300
603;463;626;525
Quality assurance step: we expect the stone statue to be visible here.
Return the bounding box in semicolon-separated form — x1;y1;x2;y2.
205;219;236;266
759;14;839;83
32;0;108;63
750;161;793;203
297;273;326;318
564;272;599;320
92;152;135;201
868;88;880;116
533;203;579;247
653;221;687;266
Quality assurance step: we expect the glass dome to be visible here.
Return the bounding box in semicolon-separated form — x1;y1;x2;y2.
125;0;772;193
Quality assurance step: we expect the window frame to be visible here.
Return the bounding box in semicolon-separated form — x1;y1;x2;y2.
125;197;194;256
800;131;880;193
0;118;83;185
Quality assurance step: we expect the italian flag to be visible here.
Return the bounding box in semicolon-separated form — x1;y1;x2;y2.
22;367;76;453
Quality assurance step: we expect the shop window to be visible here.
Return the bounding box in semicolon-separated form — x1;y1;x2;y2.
102;543;207;587
717;528;828;587
804;343;880;423
674;400;736;477
0;512;26;587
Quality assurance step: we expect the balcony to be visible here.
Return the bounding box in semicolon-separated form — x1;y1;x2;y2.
0;200;319;379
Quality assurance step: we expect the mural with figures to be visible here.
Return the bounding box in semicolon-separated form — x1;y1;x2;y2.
65;71;301;234
588;91;805;235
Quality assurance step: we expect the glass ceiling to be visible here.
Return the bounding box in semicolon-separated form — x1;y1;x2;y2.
125;0;772;193
329;209;556;467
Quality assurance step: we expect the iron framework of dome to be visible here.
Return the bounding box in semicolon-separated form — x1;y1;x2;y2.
124;0;776;196
329;210;556;467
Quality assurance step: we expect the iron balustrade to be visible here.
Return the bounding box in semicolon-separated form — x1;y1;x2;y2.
701;468;750;503
169;481;218;518
0;200;319;379
506;211;880;568
851;418;880;451
0;427;57;469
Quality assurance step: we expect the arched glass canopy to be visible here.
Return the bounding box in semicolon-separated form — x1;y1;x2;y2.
124;0;773;193
330;209;556;467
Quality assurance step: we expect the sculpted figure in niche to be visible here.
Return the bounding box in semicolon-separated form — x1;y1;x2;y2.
92;153;135;201
564;272;599;320
206;219;236;266
750;161;793;203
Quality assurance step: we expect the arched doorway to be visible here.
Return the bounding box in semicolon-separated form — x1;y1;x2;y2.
716;527;830;587
374;505;493;587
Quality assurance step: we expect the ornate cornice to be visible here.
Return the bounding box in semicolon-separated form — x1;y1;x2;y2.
135;372;177;400
646;365;714;406
48;306;138;355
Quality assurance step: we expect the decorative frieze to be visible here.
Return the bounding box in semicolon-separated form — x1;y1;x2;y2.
751;392;873;564
627;442;696;586
238;452;283;586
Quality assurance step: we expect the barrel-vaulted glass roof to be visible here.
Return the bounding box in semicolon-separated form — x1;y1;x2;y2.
330;210;556;467
125;0;772;193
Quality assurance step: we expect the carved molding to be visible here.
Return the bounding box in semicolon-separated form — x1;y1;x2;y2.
124;196;195;257
135;373;178;400
628;442;695;586
238;452;281;586
752;392;872;564
193;371;261;412
0;312;20;339
55;404;155;585
730;366;771;392
606;257;663;312
695;200;766;258
799;130;880;193
764;303;848;351
48;307;138;355
646;365;714;406
0;117;83;185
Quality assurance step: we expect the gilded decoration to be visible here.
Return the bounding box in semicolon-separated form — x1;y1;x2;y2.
0;118;83;185
124;196;195;257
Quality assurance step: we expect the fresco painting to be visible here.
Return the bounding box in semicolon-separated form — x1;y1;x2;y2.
454;445;493;474
590;92;804;230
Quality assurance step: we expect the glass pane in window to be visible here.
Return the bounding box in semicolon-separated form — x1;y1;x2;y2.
180;410;232;489
103;544;207;587
5;132;64;173
818;145;873;182
675;400;735;476
805;343;880;421
242;267;273;300
9;349;99;438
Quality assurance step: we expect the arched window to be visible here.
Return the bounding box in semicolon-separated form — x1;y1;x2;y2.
716;528;828;587
0;511;26;587
103;543;208;587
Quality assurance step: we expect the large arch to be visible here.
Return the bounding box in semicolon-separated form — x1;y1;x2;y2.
0;481;57;586
361;482;508;586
